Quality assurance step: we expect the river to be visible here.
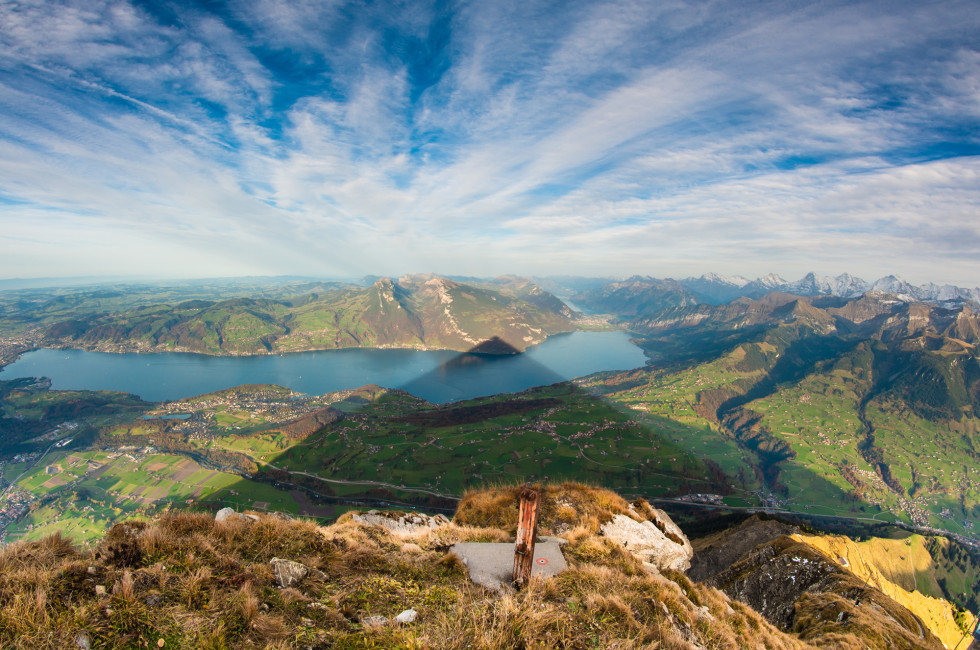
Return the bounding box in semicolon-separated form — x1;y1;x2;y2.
0;331;647;403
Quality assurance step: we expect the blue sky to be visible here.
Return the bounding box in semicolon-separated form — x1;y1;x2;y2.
1;0;978;285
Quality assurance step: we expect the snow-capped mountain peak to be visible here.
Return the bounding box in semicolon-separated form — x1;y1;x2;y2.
756;273;788;288
675;272;977;306
700;272;750;287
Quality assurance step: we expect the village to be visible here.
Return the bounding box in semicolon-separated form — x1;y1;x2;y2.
0;329;41;367
143;384;349;441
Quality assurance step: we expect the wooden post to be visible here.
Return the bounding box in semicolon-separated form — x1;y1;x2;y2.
513;487;540;588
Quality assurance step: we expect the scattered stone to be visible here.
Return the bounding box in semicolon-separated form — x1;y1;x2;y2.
86;566;96;575
395;608;417;624
216;508;260;524
215;507;237;523
362;615;388;628
600;510;693;572
75;632;91;649
145;593;163;606
94;585;106;597
301;617;314;627
269;557;326;588
270;558;308;588
307;602;329;610
697;605;715;622
351;511;450;535
538;536;568;545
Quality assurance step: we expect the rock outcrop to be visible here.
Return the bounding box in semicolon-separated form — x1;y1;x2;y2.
350;510;451;535
706;535;944;649
689;515;799;582
601;508;693;572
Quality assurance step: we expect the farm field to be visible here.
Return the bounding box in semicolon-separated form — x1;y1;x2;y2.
246;383;730;501
4;448;298;546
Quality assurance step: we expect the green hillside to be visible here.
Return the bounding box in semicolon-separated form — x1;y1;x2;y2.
0;377;739;549
6;275;576;356
251;382;721;500
577;292;980;538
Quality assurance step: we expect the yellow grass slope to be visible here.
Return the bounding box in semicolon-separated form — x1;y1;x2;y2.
793;533;977;648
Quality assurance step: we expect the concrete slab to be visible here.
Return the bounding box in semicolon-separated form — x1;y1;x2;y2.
451;542;569;591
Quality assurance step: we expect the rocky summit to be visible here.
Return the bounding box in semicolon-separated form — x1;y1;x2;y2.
0;482;970;649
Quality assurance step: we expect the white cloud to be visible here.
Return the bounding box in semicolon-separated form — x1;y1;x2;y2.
0;0;978;285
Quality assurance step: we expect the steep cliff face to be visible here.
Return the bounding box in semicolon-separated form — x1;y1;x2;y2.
689;516;800;582
690;517;968;650
793;533;978;649
707;535;943;649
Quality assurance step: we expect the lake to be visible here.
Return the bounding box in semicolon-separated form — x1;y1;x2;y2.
0;331;647;403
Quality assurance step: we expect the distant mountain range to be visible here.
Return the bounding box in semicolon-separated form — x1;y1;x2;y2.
22;275;575;356
615;272;980;306
565;273;980;323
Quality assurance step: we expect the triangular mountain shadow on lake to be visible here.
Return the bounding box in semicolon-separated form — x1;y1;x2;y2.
466;336;521;356
396;336;568;403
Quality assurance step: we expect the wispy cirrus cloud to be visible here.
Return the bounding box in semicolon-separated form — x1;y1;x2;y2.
0;0;977;284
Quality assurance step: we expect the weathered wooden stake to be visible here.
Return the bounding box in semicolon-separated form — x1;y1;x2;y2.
512;487;540;588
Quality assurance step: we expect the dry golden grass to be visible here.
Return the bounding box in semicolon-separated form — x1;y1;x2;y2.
453;481;643;535
0;486;824;649
792;590;943;650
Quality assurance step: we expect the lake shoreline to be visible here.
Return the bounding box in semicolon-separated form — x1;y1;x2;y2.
1;326;636;365
0;331;649;404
